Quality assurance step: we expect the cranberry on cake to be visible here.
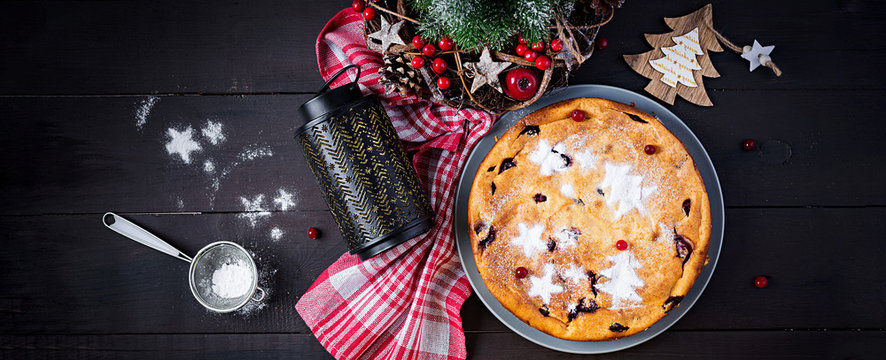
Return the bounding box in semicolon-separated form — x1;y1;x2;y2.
468;98;711;341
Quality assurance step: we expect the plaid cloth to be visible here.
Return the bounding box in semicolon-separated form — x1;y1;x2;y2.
295;8;495;360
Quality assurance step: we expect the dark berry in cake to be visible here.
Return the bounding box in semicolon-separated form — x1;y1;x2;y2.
674;234;692;264
487;166;496;172
478;226;496;251
568;298;599;322
499;158;516;173
662;296;684;313
560;154;573;167
519;125;540;137
682;199;691;216
597;188;604;196
491;182;496;195
533;193;547;203
538;305;550;317
473;221;488;235
547;238;556;251
609;322;629;332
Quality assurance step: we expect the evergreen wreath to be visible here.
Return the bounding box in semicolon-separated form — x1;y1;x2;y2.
362;0;624;114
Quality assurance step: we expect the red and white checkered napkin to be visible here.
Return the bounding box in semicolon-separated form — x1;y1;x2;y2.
295;8;496;360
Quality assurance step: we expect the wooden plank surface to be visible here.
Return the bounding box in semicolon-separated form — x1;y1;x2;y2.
2;331;884;359
1;0;884;95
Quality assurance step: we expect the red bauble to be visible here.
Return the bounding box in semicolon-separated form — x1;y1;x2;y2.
362;7;376;20
743;138;757;151
431;57;447;74
436;76;451;89
307;227;320;239
596;37;608;50
515;43;529;56
571;110;585;122
616;240;628;251
351;0;364;12
438;37;454;51
524;50;538;62
754;275;768;288
534;55;551;70
411;56;425;69
422;43;436;57
518;35;527;44
644;145;656;155
550;39;563;52
515;267;528;279
531;41;545;52
412;35;425;49
504;67;539;101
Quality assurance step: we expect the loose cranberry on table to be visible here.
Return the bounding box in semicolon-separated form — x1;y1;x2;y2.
351;0;364;12
362;7;376;20
515;43;529;56
515;267;528;278
438;37;454;51
411;56;425;69
524;50;538;62
571;110;585;122
754;275;768;288
534;55;551;70
644;144;656;155
616;240;628;250
550;39;563;52
531;41;545;52
431;57;447;74
307;227;320;239
422;43;436;57
412;35;425;49
596;36;608;50
436;76;451;89
743;138;757;151
504;67;539;101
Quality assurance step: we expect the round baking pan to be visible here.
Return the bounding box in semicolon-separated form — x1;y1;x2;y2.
453;84;725;353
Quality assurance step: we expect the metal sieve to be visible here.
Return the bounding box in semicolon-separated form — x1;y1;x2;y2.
103;212;265;313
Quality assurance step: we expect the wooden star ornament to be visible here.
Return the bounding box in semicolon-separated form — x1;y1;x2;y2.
367;16;406;52
463;49;512;93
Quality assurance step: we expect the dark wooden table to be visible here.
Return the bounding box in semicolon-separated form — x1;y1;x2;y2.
2;0;885;358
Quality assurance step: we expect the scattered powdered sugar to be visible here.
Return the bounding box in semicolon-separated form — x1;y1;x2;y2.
562;263;586;285
239;145;273;161
595;251;645;310
239;194;271;227
270;227;284;241
529;139;570;176
560;183;575;198
211;259;254;298
165;126;203;164
528;263;564;304
510;223;547;257
553;228;578;248
201;120;226;145
135;96;159;130
203;160;216;174
599;162;657;219
575;149;598;170
176;197;184;210
273;188;296;211
655;222;673;243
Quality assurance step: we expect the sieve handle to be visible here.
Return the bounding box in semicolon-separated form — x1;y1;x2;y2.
252;287;266;302
102;212;193;263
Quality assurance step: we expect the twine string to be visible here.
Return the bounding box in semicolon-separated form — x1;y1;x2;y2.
706;24;782;77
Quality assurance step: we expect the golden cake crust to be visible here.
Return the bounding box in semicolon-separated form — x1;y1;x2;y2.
468;98;711;341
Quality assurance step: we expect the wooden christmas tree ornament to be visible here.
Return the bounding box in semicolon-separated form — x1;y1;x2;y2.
624;4;722;106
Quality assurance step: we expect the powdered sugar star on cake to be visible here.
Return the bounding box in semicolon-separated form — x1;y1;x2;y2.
511;223;547;257
529;140;571;176
528;263;564;304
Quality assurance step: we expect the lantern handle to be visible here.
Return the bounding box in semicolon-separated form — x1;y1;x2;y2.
317;64;361;94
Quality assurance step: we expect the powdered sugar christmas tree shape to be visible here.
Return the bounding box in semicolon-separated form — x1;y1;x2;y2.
599;162;657;219
529;140;570;176
528;263;564;304
511;223;547;257
595;251;645;310
649;28;703;88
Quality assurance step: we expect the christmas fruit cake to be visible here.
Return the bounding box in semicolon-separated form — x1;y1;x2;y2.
468;98;711;341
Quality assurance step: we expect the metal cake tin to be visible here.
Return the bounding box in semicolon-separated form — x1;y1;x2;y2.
453;84;725;353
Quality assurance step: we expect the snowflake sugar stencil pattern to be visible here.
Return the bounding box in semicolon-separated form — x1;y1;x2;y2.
595;251;645;310
528;263;564;304
511;223;547;257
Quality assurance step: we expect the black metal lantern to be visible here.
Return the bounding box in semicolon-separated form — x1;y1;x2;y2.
295;65;434;260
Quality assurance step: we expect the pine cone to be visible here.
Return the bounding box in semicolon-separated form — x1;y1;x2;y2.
580;0;625;16
378;54;424;96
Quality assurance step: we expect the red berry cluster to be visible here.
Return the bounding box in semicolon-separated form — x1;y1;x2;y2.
410;35;454;89
515;36;553;71
353;0;377;20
